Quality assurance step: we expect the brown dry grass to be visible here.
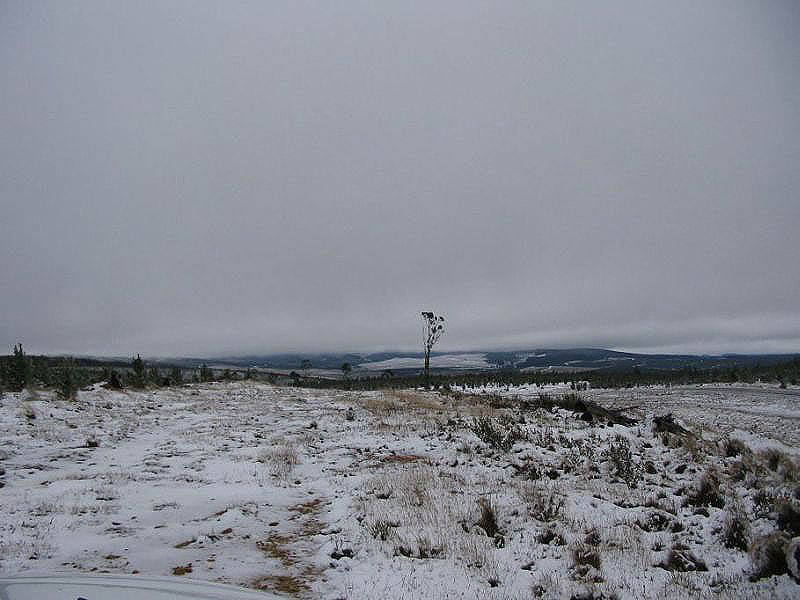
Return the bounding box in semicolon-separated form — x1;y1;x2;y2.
289;498;325;515
252;494;326;597
299;516;326;538
380;389;444;413
251;574;311;595
257;533;295;566
379;454;428;465
171;563;192;575
258;441;300;479
360;394;401;417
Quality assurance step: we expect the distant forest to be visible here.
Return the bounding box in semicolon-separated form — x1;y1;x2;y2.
0;345;251;399
1;344;799;397
306;358;800;391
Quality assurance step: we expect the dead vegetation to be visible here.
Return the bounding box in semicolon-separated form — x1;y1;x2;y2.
251;574;311;595
470;415;525;452
4;380;799;598
517;481;566;522
683;467;725;509
257;533;295;565
258;441;300;479
346;384;800;594
171;563;192;575
748;532;790;580
721;500;751;551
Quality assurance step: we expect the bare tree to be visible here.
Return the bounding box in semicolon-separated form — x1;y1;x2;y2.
421;311;445;383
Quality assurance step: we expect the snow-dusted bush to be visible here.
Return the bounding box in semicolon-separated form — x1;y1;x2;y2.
470;415;524;452
19;400;37;421
684;467;725;509
760;448;787;473
780;457;800;484
518;481;565;522
56;358;79;401
366;518;394;541
787;537;800;582
752;488;778;519
660;543;708;572
603;435;641;489
571;541;602;570
681;433;707;461
473;497;501;539
721;500;751;551
775;498;800;537
749;532;789;581
258;442;299;479
721;436;749;458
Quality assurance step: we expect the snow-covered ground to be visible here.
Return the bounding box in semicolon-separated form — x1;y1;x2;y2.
1;381;798;599
358;353;493;371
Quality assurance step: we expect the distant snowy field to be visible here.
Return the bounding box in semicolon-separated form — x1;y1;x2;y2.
1;382;798;599
359;353;492;370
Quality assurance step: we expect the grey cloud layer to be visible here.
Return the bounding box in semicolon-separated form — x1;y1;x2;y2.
1;1;799;356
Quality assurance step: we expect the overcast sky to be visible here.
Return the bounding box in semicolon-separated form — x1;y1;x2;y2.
1;1;799;357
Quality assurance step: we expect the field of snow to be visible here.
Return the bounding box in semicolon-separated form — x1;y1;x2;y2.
358;353;493;371
1;381;798;599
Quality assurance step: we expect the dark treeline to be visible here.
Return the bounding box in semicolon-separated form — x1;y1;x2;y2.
0;345;251;399
300;358;800;391
2;344;799;397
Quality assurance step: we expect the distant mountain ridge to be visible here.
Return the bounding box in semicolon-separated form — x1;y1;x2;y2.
144;348;800;373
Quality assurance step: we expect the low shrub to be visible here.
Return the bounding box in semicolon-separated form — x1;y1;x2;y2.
537;527;566;546
366;518;394;541
685;468;725;509
56;359;79;401
775;499;800;537
584;529;601;546
660;543;708;572
470;415;525;452
259;443;300;479
752;488;778;519
519;482;565;522
474;497;501;537
603;435;640;489
721;501;751;551
759;448;789;473
780;458;800;483
728;456;758;483
572;542;602;570
721;437;749;458
749;532;789;581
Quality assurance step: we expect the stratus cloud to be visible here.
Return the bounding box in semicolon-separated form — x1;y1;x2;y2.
1;1;798;357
